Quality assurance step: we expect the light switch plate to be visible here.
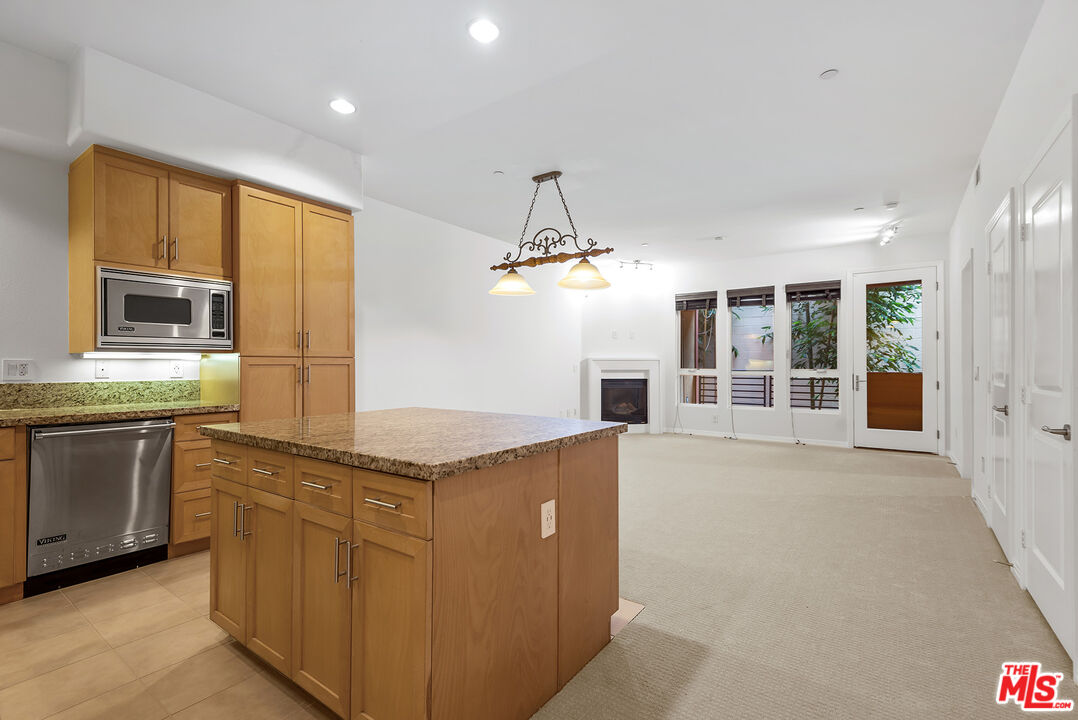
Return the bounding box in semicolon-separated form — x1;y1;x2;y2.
541;499;556;539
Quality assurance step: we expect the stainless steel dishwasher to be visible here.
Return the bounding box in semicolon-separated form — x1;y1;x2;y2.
27;418;173;580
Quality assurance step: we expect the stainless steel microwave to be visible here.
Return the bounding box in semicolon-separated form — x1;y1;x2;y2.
98;267;233;350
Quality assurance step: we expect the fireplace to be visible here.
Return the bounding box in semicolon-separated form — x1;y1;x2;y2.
601;378;648;425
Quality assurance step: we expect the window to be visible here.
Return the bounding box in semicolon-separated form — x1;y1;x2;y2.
787;281;840;410
728;287;775;407
676;292;718;404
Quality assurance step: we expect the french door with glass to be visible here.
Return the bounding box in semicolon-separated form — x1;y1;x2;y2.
851;266;939;452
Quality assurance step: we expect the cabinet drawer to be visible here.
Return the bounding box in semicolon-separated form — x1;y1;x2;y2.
353;470;431;539
210;440;246;484
294;457;352;516
0;428;12;461
173;439;213;493
248;447;294;497
172;488;212;544
175;412;238;443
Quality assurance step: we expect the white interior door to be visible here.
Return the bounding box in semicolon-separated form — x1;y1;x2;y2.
1022;113;1075;659
851;266;938;452
987;192;1015;562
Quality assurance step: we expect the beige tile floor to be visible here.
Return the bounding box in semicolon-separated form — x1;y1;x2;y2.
0;551;337;720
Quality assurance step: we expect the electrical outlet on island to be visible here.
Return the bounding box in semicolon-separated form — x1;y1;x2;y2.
540;499;556;539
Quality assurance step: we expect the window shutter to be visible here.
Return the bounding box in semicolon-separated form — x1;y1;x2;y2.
726;286;775;307
785;280;841;302
674;291;718;311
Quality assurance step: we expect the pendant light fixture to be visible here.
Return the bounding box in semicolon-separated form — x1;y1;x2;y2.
489;171;613;295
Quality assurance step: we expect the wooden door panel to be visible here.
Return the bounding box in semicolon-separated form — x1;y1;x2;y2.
236;186;302;356
169;172;232;277
303;358;355;418
292;503;352;717
94;153;169;268
302;204;354;357
245;488;293;675
0;461;15;587
240;357;302;422
351;521;431;720
210;477;247;641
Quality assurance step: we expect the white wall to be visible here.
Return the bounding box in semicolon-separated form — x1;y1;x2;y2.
356;198;583;418
947;0;1078;507
583;235;948;444
0;146;198;383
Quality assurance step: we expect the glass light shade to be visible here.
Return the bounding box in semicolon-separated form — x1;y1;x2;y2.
489;268;535;296
557;258;610;290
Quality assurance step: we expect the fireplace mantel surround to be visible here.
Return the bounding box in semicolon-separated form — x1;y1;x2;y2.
583;358;662;434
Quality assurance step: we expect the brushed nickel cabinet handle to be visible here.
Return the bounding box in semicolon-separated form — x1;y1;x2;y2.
173;237;179;261
232;501;239;537
159;235;167;260
363;497;401;511
1041;424;1072;441
241;504;252;538
306;366;311;384
194;462;212;468
301;480;330;491
334;537;348;584
213;458;232;465
306;330;311;349
252;467;278;476
194;511;211;518
297;331;301;348
346;540;358;589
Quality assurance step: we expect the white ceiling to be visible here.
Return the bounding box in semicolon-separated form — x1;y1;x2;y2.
0;0;1042;257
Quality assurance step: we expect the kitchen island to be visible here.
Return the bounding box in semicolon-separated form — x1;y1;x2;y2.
199;407;625;720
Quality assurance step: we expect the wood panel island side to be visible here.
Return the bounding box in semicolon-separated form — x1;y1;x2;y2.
198;407;626;720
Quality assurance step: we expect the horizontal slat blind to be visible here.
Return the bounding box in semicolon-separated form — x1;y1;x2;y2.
675;291;718;311
785;280;841;302
726;286;775;307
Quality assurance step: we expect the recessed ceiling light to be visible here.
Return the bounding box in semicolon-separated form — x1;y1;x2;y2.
853;207;864;211
329;98;355;115
492;170;504;176
641;242;649;247
468;18;500;44
819;68;839;80
884;201;899;211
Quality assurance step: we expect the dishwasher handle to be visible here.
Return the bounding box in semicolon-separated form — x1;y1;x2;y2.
33;421;176;440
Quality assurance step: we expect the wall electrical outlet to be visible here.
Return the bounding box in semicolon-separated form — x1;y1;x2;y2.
540;499;556;539
170;361;184;378
2;359;33;382
95;361;108;379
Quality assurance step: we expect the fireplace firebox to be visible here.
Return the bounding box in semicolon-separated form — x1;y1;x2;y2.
601;378;648;425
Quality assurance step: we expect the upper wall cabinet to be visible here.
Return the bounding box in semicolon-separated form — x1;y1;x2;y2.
301;203;354;358
70;146;232;278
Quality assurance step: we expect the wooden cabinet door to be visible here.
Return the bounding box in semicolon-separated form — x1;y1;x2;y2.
93;152;169;268
0;461;15;588
210;477;247;641
303;357;355;418
240;357;302;422
235;185;302;356
168;171;232;277
173;439;213;493
292;503;351;717
301;203;354;357
351;521;431;720
245;488;293;675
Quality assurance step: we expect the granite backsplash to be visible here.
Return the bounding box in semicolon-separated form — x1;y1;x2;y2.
0;380;201;409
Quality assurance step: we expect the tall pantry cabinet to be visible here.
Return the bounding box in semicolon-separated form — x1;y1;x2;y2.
234;184;355;421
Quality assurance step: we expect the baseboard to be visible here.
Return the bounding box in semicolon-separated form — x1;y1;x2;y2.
661;428;848;447
0;583;23;606
971;493;991;524
168;537;210;559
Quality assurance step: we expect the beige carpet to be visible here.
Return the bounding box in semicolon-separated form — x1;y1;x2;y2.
533;433;1069;719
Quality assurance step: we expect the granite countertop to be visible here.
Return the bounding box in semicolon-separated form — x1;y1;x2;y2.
199;407;627;481
0;401;240;428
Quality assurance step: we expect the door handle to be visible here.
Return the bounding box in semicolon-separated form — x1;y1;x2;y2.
363;497;401;510
301;480;330;491
992;405;1009;416
194;511;212;519
159;235;167;261
333;537;349;584
1041;424;1072;441
240;504;252;539
172;237;179;261
305;330;311;349
346;541;358;589
194;462;212;468
853;375;863;391
306;366;311;384
297;331;301;349
232;500;239;537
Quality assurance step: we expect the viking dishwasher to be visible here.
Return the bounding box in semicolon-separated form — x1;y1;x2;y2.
26;418;173;593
